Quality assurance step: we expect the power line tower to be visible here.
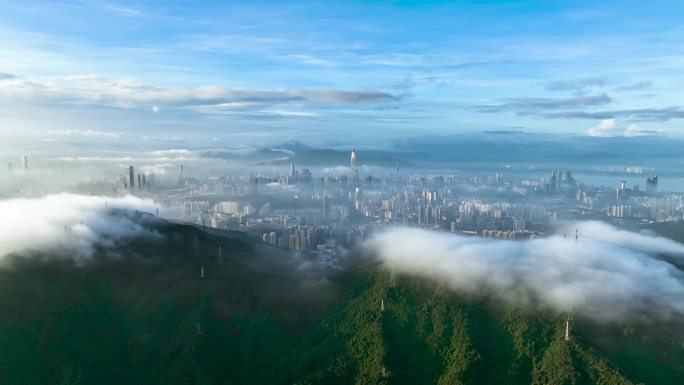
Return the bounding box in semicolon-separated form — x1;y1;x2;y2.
381;299;385;312
196;322;203;335
389;266;396;288
217;245;223;264
200;265;205;278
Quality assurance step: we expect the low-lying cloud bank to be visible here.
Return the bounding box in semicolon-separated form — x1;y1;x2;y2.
366;221;684;322
0;194;160;265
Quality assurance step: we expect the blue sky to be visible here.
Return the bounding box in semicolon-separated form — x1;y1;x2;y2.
1;0;684;152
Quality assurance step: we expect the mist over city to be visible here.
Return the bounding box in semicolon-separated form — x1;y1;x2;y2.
2;1;684;384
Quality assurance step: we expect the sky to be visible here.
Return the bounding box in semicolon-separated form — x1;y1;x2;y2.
1;0;684;154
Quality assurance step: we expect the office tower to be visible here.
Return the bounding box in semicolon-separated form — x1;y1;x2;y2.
138;174;142;190
617;181;627;200
129;166;135;190
21;156;28;170
180;164;184;178
551;171;561;190
564;171;575;187
351;149;360;186
290;160;295;177
549;172;558;192
351;149;356;171
142;174;147;190
646;176;658;195
322;194;330;219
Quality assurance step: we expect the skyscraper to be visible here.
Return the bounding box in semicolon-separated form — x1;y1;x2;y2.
350;149;356;171
21;156;28;170
290;159;295;177
322;194;330;220
350;149;360;185
129;166;135;190
646;176;658;195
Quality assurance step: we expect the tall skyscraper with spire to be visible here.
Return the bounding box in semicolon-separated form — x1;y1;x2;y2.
350;149;359;185
350;149;356;171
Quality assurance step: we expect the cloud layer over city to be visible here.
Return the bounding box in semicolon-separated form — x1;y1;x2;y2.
0;194;160;265
367;222;684;322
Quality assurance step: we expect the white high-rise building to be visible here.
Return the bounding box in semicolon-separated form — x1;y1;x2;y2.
350;149;356;171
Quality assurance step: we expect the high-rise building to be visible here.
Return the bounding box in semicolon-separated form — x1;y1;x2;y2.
21;156;28;170
129;166;135;190
350;149;360;185
617;180;627;200
350;149;356;171
290;160;295;177
646;176;658;195
322;194;330;219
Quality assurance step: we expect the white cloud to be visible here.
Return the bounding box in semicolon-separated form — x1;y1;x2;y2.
0;74;397;111
47;128;122;138
586;118;615;136
0;194;161;265
366;221;684;322
587;119;662;137
624;123;662;137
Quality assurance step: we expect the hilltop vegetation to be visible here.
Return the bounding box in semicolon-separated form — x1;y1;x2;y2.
0;222;682;384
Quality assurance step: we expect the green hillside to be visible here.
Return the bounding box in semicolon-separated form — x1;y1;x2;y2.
1;221;682;384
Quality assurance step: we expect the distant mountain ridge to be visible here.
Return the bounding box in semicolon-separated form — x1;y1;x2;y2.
203;141;421;169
